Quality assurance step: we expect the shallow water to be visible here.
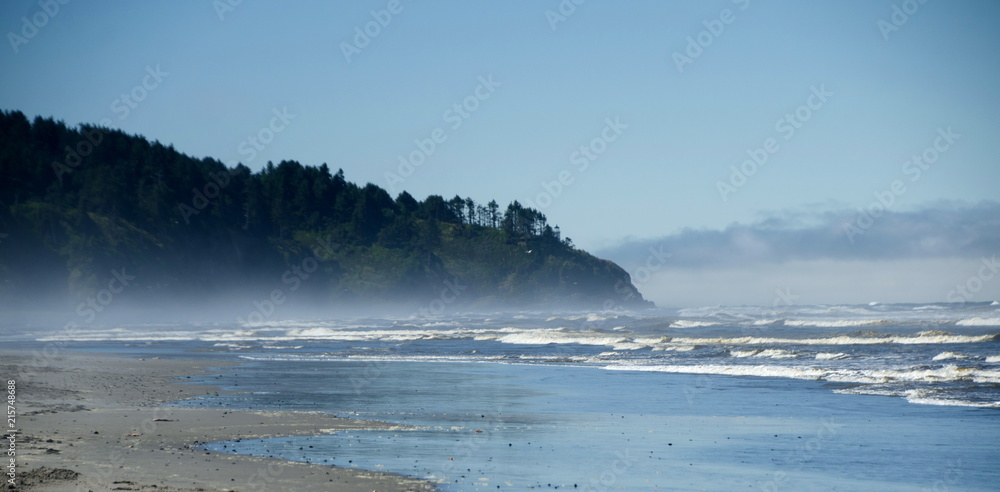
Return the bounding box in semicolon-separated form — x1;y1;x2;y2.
9;301;1000;489
188;360;998;490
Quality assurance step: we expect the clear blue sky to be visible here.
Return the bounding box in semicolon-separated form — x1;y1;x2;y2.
3;1;998;305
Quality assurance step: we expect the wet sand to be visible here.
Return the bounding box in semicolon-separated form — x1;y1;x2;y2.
1;349;435;491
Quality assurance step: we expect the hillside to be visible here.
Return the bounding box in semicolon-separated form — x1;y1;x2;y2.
0;110;652;313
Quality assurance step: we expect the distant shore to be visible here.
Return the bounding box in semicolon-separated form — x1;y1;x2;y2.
2;348;435;491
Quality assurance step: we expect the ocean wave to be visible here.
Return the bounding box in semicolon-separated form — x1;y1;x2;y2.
651;345;696;352
669;320;720;329
605;364;829;380
785;319;890;328
605;363;1000;385
902;388;1000;408
815;352;850;360
986;355;1000;363
546;313;618;323
832;387;1000;408
912;305;948;311
483;331;649;351
729;349;800;359
932;351;968;361
956;317;1000;327
656;332;997;347
904;394;1000;408
37;324;999;348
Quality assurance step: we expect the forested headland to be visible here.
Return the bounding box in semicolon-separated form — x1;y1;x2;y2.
0;110;651;315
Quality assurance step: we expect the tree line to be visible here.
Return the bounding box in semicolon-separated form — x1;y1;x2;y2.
0;109;565;250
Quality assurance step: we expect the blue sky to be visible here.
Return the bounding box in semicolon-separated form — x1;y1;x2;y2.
2;0;998;306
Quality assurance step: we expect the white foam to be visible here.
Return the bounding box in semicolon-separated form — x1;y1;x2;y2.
475;329;650;351
605;363;1000;385
903;389;1000;409
931;351;967;361
657;332;995;347
729;349;799;359
669;320;720;329
785;319;890;328
956;317;1000;326
815;352;849;360
606;364;829;380
833;387;903;397
832;387;1000;408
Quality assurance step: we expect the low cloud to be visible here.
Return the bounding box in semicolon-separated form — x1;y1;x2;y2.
599;202;1000;307
601;201;999;269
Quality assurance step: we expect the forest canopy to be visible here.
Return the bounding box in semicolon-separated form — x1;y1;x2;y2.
0;110;650;313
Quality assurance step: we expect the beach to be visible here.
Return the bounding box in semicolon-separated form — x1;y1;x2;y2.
2;304;999;490
3;349;435;491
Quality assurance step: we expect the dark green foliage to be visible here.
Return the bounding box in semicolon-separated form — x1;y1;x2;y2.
0;110;650;310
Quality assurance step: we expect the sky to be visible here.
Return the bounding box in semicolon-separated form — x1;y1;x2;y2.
2;0;998;307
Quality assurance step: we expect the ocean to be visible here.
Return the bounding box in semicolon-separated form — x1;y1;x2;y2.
16;301;1000;490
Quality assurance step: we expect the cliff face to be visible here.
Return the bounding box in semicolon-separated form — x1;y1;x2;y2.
0;110;652;311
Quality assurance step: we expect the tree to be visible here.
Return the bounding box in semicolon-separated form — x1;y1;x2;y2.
487;200;499;228
465;197;476;226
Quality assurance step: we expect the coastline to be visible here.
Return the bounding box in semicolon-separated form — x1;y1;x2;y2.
2;349;436;491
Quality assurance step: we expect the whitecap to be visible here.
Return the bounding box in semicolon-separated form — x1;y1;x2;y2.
785;319;890;328
815;352;849;360
669;320;720;328
956;317;1000;326
605;363;1000;385
931;351;968;361
729;349;798;359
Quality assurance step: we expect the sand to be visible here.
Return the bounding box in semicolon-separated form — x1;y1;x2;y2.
1;349;436;491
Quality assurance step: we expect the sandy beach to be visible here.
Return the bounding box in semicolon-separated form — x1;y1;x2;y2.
2;349;436;491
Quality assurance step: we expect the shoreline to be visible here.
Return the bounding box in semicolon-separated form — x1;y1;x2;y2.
2;349;436;491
